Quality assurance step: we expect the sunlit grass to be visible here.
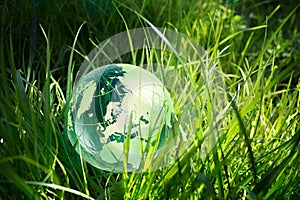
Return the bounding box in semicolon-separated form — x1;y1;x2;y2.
0;0;300;199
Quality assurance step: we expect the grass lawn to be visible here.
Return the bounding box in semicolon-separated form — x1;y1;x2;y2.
0;0;300;199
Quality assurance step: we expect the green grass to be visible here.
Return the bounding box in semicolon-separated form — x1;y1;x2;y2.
1;0;300;199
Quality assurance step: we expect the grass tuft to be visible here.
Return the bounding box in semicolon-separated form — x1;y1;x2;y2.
0;0;300;199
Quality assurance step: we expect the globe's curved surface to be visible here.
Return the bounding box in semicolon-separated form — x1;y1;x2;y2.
67;64;174;172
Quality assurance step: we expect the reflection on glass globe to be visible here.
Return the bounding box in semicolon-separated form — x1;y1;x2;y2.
67;64;174;172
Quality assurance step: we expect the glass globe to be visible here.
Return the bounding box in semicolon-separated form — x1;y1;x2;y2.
67;64;174;172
